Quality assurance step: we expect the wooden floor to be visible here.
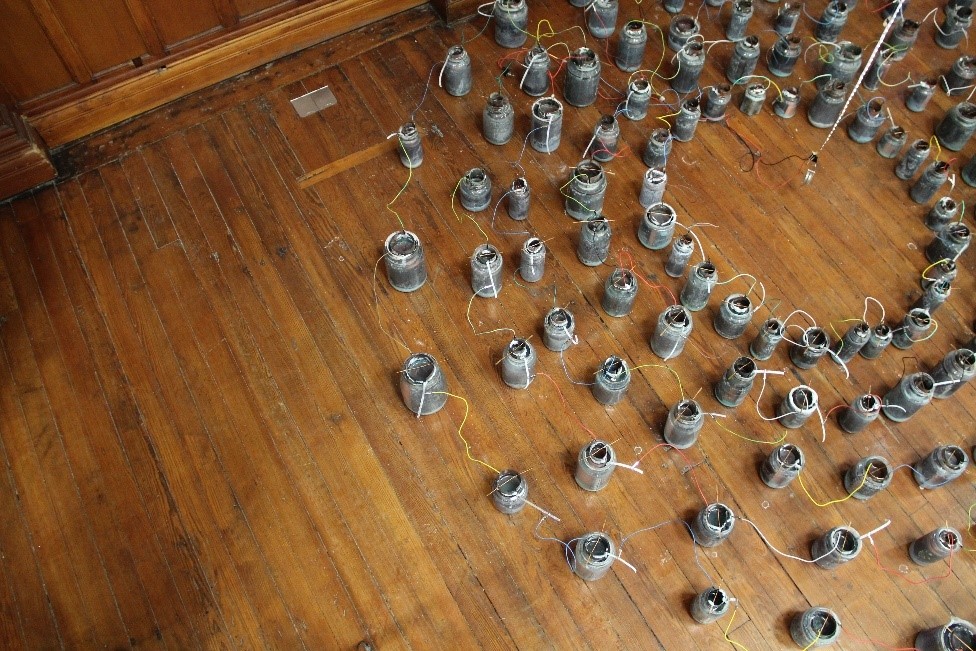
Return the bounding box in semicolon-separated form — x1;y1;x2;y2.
2;1;975;648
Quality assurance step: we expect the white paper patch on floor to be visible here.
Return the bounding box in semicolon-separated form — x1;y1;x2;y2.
290;86;337;118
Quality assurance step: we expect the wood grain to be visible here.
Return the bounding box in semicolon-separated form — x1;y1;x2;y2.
1;0;975;648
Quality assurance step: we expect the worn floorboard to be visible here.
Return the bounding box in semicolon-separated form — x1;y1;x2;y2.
1;1;975;648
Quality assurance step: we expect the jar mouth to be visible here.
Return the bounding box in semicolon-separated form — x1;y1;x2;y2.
676;399;701;420
665;305;690;327
938;529;960;550
523;237;543;254
727;295;752;314
488;92;508;108
733;356;757;378
948;224;971;238
580;533;613;563
703;504;734;532
839;43;862;58
961;104;976;119
902;18;920;32
790;386;817;409
648;203;677;226
631;78;650;92
675;16;698;32
404;353;436;383
586;218;610;233
941;445;966;469
744;35;759;47
865;457;891;482
686;42;704;56
626;20;644;33
475;245;499;265
867;98;885;114
890;126;905;137
576;160;604;181
908;310;932;328
508;338;531;359
512;177;529;193
533;97;562;119
495;471;524;497
466;168;487;183
777;444;802;469
399;121;417;137
958;7;973;18
853;321;870;336
703;588;729;612
601;356;629;381
911;373;934;393
747;83;765;96
448;45;466;58
873;323;891;338
763;319;784;336
573;47;597;67
810;610;839;640
943;624;976;650
386;230;420;258
611;269;636;289
683;98;700;111
803;327;828;349
914;140;931;152
697;262;717;278
784;34;802;47
585;441;613;467
598;114;616;129
547;308;573;328
832;527;861;555
857;394;880;412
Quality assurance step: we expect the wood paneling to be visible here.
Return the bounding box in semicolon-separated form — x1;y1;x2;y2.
2;1;975;648
235;0;291;20
139;0;224;48
0;0;422;151
45;0;147;76
431;0;481;23
0;1;74;100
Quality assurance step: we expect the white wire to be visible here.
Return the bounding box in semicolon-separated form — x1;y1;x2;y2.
740;518;839;563
814;0;910;155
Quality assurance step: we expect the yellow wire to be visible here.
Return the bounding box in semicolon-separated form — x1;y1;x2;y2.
929;134;943;162
386;139;411;230
451;176;490;242
430;392;500;474
630;363;686;400
656;109;682;127
723;606;751;651
920;257;950;281
371;255;411;355
796;464;872;508
712;419;788;445
967;502;976;552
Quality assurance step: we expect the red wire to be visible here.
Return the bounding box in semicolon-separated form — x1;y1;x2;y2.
535;371;598;439
869;540;954;585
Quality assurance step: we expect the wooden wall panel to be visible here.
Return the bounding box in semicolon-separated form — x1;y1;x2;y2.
45;0;146;75
0;0;74;100
139;0;225;48
235;0;293;20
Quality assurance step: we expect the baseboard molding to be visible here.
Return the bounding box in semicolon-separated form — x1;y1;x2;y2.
27;0;425;147
0;107;55;201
